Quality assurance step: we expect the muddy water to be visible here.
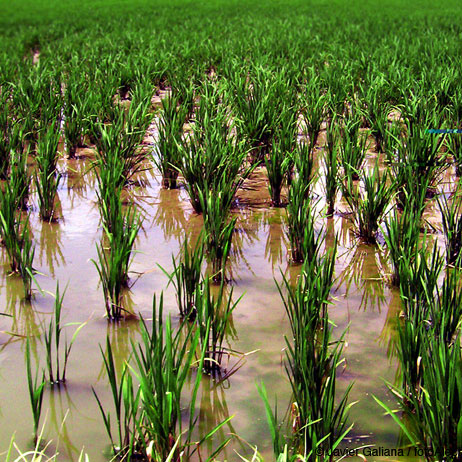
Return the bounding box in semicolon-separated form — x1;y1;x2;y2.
0;132;447;461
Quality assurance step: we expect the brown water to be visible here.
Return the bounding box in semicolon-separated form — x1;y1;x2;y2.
0;126;450;461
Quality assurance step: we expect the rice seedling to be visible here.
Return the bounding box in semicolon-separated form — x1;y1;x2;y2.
438;189;462;267
339;114;368;181
363;81;390;153
323;120;339;217
26;338;46;443
10;144;31;211
393;107;447;199
161;235;205;319
300;74;326;150
341;161;395;244
285;179;320;264
63;73;93;158
199;187;236;282
376;333;462;462
229;65;297;163
267;243;353;458
35;123;62;221
43;283;85;385
154;93;188;189
0;183;35;299
92;202;141;320
195;277;241;375
94;293;231;460
93;87;153;187
179;81;251;213
381;188;426;285
265;137;292;207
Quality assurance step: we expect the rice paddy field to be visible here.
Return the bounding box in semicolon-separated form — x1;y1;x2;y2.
1;0;462;460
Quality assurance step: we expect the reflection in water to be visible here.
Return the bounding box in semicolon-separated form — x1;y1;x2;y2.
336;243;387;312
99;318;140;380
47;387;80;461
377;290;401;367
5;277;40;338
38;221;65;277
264;216;287;270
152;188;189;243
197;376;238;461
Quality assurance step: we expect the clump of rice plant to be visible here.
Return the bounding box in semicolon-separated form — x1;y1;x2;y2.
438;189;462;267
323;119;340;217
381;188;425;285
342;161;395;244
199;187;236;283
161;235;205;319
35;123;62;221
63;73;93;158
25;338;46;444
0;183;35;299
94;83;153;187
340;109;367;180
300;73;326;150
229;65;297;163
265;131;293;207
92;200;141;321
94;294;231;460
285;179;320;264
195;277;241;376
43;282;85;385
364;81;390;153
10;144;31;210
261;243;353;459
155;92;188;189
179;81;251;214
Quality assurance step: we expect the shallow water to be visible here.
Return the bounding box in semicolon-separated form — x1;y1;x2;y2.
0;130;448;461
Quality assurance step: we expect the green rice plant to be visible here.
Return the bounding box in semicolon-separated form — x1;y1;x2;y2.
26;338;46;443
323;120;339;217
19;220;35;301
179;81;251;213
285;178;320;264
0;183;35;299
339;115;368;181
195;277;241;375
300;75;326;150
10;144;31;210
93;336;141;459
199;187;236;282
229;65;297;163
265;137;292;207
292;140;314;192
363;81;390;153
161;235;205;319
341;161;395;244
392;112;447;200
94;89;153;187
35;123;62;221
92;202;141;321
438;189;462;267
395;241;444;396
271;243;353;458
154;93;188;189
94;293;230;460
381;188;425;286
432;268;462;345
62;71;91;158
376;333;462;462
43;283;85;385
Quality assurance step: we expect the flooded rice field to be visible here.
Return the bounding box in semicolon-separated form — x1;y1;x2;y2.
0;121;450;461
